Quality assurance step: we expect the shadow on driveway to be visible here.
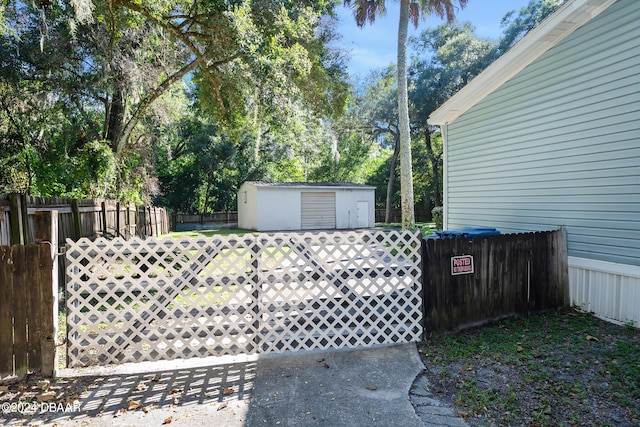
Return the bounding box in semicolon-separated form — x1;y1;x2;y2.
2;345;428;426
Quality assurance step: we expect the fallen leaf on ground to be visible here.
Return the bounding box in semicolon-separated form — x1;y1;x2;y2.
163;416;172;424
516;346;524;352
128;400;143;410
217;402;228;411
223;387;234;395
170;387;183;394
317;358;325;363
365;386;377;391
323;363;330;369
37;391;56;402
135;382;148;391
586;335;599;342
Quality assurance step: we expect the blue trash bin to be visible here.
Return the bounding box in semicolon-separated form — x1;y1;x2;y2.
427;227;500;242
458;227;500;241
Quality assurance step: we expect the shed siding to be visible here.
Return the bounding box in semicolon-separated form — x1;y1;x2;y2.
335;189;375;229
256;188;301;231
445;0;640;266
237;183;258;230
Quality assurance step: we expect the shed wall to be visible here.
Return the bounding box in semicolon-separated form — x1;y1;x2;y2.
238;184;375;231
444;0;640;267
336;189;375;229
256;188;301;231
237;183;258;230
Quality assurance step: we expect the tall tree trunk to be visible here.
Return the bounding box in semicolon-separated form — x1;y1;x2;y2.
424;126;441;207
397;0;415;229
202;168;214;216
253;87;261;162
106;84;126;152
385;136;400;223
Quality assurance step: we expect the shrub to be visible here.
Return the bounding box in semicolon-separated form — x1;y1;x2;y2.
432;206;443;230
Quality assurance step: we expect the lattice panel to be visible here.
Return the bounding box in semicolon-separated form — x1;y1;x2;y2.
66;236;258;367
65;230;423;368
255;230;423;353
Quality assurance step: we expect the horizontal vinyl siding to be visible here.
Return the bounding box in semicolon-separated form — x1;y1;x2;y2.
445;0;640;266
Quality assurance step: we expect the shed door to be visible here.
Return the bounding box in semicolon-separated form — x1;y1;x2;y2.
356;201;369;228
301;192;336;229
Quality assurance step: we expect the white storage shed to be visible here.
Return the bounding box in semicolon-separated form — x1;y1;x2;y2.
237;182;376;231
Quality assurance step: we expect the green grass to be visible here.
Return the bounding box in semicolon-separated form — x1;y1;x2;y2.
420;311;640;426
375;222;436;237
166;228;257;238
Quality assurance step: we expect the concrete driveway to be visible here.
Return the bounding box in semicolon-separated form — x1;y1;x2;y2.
2;344;467;426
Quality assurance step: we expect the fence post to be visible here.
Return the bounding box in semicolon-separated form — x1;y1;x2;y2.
101;201;108;237
148;206;153;236
116;202;121;237
126;205;132;238
34;211;58;376
9;193;26;245
12;245;28;379
0;246;13;376
71;199;82;239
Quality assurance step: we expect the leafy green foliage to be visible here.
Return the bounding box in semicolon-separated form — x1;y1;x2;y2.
0;0;348;203
499;0;566;55
0;0;564;215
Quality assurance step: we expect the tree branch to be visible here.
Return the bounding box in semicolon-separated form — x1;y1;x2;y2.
116;58;199;154
115;0;231;115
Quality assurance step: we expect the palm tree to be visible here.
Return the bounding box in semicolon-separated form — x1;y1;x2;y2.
344;0;467;229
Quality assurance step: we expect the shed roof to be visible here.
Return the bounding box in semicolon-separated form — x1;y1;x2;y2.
243;181;376;190
428;0;616;126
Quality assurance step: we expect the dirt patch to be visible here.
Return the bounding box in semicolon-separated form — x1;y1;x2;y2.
418;310;640;426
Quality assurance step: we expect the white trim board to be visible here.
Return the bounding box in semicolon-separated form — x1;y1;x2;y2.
569;256;640;279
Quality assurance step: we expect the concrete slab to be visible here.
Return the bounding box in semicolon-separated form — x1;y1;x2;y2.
246;344;425;426
2;345;428;426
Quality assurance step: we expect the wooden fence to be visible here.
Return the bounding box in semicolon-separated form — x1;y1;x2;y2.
0;212;58;379
421;230;569;332
0;194;170;246
375;207;432;223
174;211;238;228
173;207;432;230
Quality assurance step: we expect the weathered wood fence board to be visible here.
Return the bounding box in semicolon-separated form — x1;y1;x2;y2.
0;242;57;379
0;194;169;246
422;230;568;331
173;211;238;229
375;207;432;223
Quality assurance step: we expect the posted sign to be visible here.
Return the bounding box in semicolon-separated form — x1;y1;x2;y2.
451;255;474;275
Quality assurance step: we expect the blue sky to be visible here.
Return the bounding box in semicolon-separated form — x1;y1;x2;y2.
336;0;532;77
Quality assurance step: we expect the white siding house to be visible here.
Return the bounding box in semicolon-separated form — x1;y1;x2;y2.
237;182;375;231
429;0;640;326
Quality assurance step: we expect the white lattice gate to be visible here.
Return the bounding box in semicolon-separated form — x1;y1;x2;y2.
65;230;423;368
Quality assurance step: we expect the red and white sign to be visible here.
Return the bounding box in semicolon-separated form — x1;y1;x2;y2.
451;255;474;275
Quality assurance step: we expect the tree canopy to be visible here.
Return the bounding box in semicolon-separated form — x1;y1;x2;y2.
1;0;564;217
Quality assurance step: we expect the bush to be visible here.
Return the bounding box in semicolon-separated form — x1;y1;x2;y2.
432;206;443;230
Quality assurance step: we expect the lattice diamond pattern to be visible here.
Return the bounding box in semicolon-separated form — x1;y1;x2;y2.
66;230;423;368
